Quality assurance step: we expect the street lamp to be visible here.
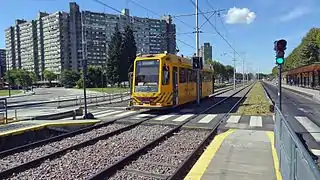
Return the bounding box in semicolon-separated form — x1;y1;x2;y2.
81;13;90;119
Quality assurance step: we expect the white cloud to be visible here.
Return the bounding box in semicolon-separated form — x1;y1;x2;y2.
225;7;256;24
279;7;312;22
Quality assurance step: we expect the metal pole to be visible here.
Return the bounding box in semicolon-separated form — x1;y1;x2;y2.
242;57;245;87
81;13;88;118
7;66;11;97
278;64;282;111
196;0;200;105
233;50;236;90
101;68;104;93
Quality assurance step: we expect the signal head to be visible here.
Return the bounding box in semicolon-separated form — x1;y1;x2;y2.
275;39;287;51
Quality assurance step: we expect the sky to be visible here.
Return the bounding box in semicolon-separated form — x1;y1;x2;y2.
1;0;320;74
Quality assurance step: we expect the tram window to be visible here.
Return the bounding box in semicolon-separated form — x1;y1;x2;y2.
162;65;170;85
179;68;186;83
187;69;192;82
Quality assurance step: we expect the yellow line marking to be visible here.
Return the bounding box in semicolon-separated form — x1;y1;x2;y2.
266;131;282;180
184;129;235;180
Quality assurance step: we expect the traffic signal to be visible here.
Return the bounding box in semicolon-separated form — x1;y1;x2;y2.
193;57;203;69
193;57;199;69
274;39;287;65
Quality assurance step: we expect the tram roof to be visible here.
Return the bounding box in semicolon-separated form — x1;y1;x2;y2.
136;53;213;71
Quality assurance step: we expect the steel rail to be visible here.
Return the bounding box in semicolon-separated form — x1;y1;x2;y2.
88;82;254;179
0;83;243;178
168;82;255;179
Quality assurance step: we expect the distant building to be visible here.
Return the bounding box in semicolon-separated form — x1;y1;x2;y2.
0;49;6;77
4;2;176;79
18;20;38;75
41;11;70;77
200;42;212;62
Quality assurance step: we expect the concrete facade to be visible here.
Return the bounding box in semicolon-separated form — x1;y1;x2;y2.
200;42;212;61
41;12;70;76
18;20;38;75
5;27;15;70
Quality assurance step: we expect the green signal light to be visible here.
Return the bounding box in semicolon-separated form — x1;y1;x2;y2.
276;57;284;64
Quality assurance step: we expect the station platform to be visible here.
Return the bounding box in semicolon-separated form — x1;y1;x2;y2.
0;119;101;137
281;84;320;101
264;80;320;102
185;129;281;180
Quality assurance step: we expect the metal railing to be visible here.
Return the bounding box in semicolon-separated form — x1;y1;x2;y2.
56;91;131;108
274;105;320;180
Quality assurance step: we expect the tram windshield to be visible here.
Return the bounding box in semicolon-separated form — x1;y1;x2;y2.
134;59;160;92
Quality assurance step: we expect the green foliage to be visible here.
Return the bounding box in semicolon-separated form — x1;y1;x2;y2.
43;69;56;86
60;70;81;88
5;69;35;89
272;66;278;77
106;26;122;85
205;59;234;81
121;26;137;75
86;66;105;88
284;28;320;71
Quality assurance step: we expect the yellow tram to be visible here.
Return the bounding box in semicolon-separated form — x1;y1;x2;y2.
131;53;214;109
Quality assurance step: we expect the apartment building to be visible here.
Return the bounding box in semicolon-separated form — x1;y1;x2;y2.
41;11;69;76
19;20;38;75
4;2;176;79
5;27;15;70
200;42;212;61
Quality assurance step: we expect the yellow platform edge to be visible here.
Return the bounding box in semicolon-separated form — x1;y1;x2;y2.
266;131;283;180
0;120;101;137
184;129;235;180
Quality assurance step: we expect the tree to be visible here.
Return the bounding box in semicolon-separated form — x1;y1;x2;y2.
284;28;320;71
272;66;278;77
121;26;137;75
301;42;319;64
86;66;103;88
44;69;56;87
27;71;37;87
225;65;234;81
106;26;122;86
5;69;18;87
211;61;226;82
60;70;80;88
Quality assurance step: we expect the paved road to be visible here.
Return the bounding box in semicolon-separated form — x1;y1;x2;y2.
262;81;320;155
6;87;104;104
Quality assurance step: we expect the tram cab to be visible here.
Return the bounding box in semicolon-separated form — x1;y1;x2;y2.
131;53;214;109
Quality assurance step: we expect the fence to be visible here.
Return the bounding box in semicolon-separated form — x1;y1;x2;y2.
56;91;131;108
274;105;320;180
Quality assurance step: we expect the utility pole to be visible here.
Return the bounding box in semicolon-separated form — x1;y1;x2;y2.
242;55;245;87
233;50;236;90
81;13;88;119
7;61;11;97
195;0;200;105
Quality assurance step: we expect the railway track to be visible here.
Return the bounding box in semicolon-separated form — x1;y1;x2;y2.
0;83;243;155
88;83;254;180
0;83;253;179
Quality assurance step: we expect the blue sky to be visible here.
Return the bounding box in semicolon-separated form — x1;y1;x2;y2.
1;0;320;73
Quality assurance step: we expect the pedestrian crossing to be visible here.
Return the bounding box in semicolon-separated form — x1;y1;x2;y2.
59;109;320;157
61;108;275;129
62;109;320;139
